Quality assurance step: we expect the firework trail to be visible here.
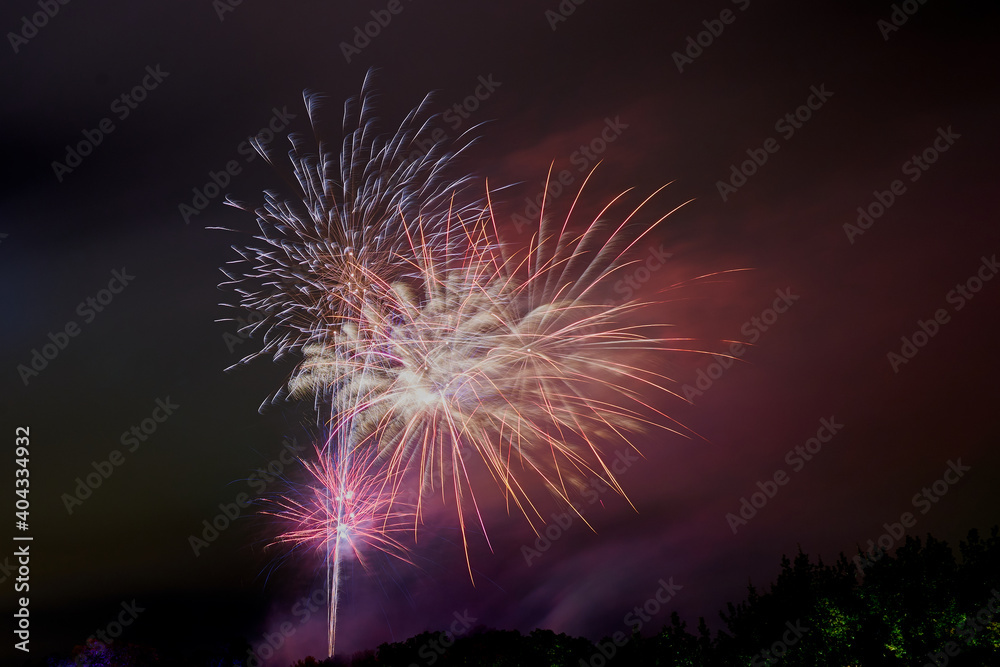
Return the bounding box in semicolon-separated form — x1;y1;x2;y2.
222;74;715;656
263;443;413;655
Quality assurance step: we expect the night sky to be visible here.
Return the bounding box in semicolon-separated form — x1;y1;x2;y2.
2;1;999;664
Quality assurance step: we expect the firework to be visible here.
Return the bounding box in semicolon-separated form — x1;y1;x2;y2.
221;73;495;656
218;70;483;375
288;190;700;569
263;442;413;656
263;444;413;568
223;75;707;657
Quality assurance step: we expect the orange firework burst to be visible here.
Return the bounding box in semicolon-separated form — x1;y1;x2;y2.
284;172;723;577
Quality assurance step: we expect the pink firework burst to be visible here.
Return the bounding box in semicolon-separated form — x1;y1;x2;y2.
264;444;413;569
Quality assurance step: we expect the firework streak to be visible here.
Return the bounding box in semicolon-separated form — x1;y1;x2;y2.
219;72;715;657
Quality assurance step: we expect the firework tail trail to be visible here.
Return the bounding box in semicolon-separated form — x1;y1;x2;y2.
326;336;390;658
328;382;346;658
324;332;377;656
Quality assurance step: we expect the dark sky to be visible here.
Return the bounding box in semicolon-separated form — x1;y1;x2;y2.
2;0;999;664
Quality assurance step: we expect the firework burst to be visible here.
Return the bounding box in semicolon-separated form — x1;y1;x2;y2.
287;188;701;567
263;441;414;657
222;74;714;657
263;444;413;568
218;70;483;373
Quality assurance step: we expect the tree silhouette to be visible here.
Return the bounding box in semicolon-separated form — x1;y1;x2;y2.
40;527;1000;666
342;527;999;667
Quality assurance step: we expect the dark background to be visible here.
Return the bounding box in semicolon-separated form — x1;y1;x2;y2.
2;0;998;664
